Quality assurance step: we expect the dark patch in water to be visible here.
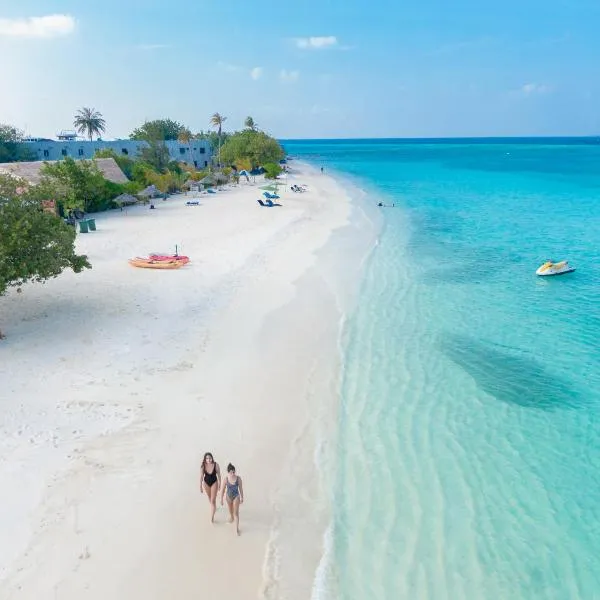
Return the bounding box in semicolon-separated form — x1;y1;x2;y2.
440;334;581;410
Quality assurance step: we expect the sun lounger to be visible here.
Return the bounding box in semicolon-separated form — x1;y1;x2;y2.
186;201;200;206
207;189;217;194
257;199;281;207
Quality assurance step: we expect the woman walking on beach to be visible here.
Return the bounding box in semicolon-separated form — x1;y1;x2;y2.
200;452;221;523
221;463;244;535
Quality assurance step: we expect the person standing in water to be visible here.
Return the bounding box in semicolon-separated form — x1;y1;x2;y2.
200;452;221;523
221;463;244;535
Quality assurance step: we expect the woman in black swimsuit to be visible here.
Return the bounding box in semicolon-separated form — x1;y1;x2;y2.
200;452;221;523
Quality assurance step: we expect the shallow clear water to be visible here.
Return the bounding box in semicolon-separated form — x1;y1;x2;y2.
284;139;600;599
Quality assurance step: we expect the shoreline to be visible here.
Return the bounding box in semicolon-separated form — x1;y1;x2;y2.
0;161;379;599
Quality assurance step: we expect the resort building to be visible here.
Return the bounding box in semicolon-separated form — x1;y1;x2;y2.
22;131;213;168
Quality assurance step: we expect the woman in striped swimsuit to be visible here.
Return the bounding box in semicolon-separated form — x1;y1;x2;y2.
220;463;244;535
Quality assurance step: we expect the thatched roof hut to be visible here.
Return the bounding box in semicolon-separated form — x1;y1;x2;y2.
114;193;138;206
0;158;128;185
137;185;161;198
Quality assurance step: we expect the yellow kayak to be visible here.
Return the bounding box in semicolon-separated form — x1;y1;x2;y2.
128;258;185;269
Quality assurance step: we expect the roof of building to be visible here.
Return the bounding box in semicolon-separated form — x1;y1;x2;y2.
0;158;129;185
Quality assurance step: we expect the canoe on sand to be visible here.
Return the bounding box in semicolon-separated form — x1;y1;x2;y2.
129;258;185;269
148;254;190;264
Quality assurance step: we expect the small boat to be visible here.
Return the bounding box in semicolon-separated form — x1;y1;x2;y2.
536;260;576;276
129;258;185;269
148;254;190;264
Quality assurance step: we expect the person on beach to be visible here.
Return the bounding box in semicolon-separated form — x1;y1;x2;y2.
200;452;221;523
221;463;244;535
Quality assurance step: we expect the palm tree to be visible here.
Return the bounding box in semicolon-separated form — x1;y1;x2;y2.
73;107;106;142
244;116;257;131
209;112;227;167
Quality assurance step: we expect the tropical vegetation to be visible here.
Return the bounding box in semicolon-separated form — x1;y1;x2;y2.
0;174;91;337
40;157;125;213
209;112;227;165
0;124;35;162
130;119;190;142
73;107;106;141
219;129;284;169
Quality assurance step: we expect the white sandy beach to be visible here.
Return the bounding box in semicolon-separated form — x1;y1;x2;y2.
0;163;376;600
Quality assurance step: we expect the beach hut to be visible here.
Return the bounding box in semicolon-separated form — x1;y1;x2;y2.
138;185;161;199
114;193;139;210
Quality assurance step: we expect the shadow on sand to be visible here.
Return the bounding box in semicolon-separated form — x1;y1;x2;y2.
439;333;581;410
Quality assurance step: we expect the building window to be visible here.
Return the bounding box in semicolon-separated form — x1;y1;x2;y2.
121;148;129;155
61;149;67;156
204;160;208;167
193;147;197;151
179;147;186;155
43;150;49;158
78;149;84;156
194;160;198;168
200;147;206;154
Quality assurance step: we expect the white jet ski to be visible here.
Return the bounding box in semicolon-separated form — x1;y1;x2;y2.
536;260;576;276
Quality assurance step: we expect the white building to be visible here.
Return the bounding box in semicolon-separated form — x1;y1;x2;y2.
22;133;212;169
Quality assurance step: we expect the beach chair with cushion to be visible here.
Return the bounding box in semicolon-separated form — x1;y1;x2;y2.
186;201;200;206
263;192;280;200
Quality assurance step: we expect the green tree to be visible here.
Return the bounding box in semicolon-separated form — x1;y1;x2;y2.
41;157;115;213
263;162;283;179
73;107;106;141
130;119;188;141
244;116;257;131
0;175;91;337
219;130;284;168
209;112;227;166
139;141;171;172
0;124;35;162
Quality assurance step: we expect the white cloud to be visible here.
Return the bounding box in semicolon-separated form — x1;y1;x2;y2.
250;67;263;80
295;36;337;50
521;82;551;96
0;14;75;39
280;69;299;83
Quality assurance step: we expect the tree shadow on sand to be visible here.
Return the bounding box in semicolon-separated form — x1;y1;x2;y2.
439;334;582;410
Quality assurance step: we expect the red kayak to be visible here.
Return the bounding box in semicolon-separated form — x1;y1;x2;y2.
146;254;190;264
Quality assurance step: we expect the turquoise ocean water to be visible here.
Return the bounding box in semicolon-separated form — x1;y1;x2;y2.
284;139;600;600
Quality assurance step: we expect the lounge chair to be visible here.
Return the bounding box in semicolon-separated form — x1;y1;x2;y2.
207;189;217;194
257;199;281;207
263;192;280;200
186;201;200;206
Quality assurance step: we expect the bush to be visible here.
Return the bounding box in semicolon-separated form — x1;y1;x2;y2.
219;130;284;168
263;163;283;179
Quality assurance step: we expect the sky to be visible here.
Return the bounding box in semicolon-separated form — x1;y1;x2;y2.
0;0;599;139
